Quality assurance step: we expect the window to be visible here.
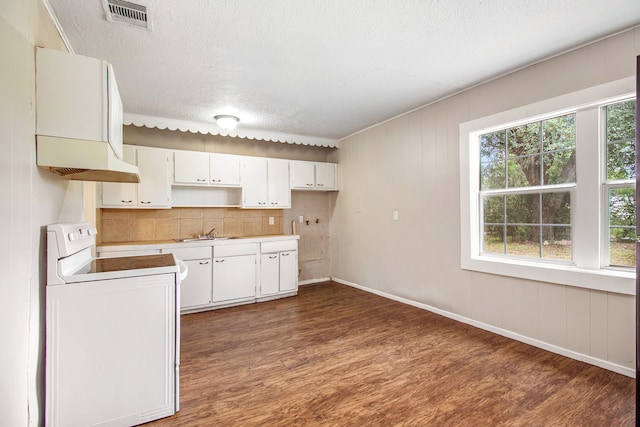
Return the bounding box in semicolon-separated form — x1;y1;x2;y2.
479;114;575;261
605;100;636;268
459;77;636;294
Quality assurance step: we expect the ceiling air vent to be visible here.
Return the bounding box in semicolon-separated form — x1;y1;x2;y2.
103;0;151;30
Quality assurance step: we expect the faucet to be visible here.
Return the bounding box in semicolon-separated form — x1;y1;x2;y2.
205;228;217;239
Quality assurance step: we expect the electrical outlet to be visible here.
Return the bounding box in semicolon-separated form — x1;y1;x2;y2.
393;210;399;221
299;216;304;223
268;216;274;225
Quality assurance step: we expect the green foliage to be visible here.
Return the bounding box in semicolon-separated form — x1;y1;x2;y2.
606;100;636;181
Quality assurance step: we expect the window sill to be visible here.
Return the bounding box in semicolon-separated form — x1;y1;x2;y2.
463;255;635;295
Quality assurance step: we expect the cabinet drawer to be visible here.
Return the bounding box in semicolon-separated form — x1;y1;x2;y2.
261;240;297;253
214;243;258;257
162;246;211;260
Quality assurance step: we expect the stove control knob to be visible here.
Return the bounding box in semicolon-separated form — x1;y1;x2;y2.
87;227;98;236
68;231;80;241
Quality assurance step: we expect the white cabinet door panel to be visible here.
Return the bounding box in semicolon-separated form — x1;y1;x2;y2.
267;159;290;208
315;163;337;190
212;255;256;302
180;259;212;308
210;153;241;186
279;251;298;292
174;151;209;184
260;253;279;296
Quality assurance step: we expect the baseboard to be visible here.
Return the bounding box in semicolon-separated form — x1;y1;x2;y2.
299;277;331;286
332;277;635;378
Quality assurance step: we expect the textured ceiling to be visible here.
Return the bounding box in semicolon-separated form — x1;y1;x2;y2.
45;0;640;141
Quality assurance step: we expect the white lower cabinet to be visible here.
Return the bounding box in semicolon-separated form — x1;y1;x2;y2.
161;247;212;310
212;243;258;303
104;238;298;314
259;240;298;299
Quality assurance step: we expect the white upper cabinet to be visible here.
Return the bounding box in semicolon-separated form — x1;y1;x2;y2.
36;47;123;158
241;157;291;208
173;151;209;184
101;146;171;208
174;151;241;187
291;161;338;190
209;153;241;186
267;159;291;207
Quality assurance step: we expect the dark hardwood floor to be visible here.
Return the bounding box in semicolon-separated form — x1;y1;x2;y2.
145;281;635;426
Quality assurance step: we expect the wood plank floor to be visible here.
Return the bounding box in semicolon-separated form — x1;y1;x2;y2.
145;281;635;426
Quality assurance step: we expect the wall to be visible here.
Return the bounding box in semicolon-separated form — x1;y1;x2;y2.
0;1;86;425
331;27;640;375
118;125;336;282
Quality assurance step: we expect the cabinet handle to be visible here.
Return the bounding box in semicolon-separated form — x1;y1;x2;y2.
281;253;290;256
306;183;313;186
268;255;277;259
317;183;324;187
140;201;151;204
196;178;206;182
215;259;225;263
258;202;267;205
121;200;133;203
199;261;210;265
211;179;221;182
270;202;278;205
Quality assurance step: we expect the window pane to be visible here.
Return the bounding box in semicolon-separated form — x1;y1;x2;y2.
508;123;541;157
542;192;571;225
541;226;572;261
480;131;505;163
543;114;575;152
506;193;539;224
606;140;636;181
483;196;504;223
483;225;504;255
480;161;505;190
543;149;575;185
609;238;636;267
609;187;635;227
506;225;539;258
507;156;540;187
608;187;636;268
606;100;636;142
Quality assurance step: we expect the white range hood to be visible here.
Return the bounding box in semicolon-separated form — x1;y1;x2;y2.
36;136;140;183
35;47;140;184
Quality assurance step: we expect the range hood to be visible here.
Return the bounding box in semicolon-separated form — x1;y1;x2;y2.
36;136;140;183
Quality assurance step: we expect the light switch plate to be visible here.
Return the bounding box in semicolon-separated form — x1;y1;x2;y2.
393;210;399;221
268;216;274;225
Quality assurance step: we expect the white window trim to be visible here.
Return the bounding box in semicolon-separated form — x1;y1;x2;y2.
459;77;635;296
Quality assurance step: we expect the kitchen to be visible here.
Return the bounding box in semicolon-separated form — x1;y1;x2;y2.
3;0;640;425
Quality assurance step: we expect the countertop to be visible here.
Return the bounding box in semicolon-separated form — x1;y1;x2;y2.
97;234;300;253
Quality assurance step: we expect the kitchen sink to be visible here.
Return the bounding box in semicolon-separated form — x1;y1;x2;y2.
175;236;237;243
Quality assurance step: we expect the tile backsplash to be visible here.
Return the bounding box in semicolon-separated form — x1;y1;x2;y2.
98;207;284;244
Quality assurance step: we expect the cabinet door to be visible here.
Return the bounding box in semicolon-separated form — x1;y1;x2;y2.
174;150;209;184
291;161;315;189
212;255;256;302
137;148;171;207
241;157;268;207
181;259;212;309
267;159;291;208
260;253;279;296
210;153;240;186
100;145;137;206
279;251;298;292
315;163;337;190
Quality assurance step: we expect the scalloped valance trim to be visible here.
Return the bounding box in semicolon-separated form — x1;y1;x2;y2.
123;113;339;148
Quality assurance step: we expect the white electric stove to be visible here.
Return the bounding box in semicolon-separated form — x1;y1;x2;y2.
45;222;185;427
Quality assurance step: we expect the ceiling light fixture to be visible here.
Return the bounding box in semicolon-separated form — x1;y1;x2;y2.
214;114;239;131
